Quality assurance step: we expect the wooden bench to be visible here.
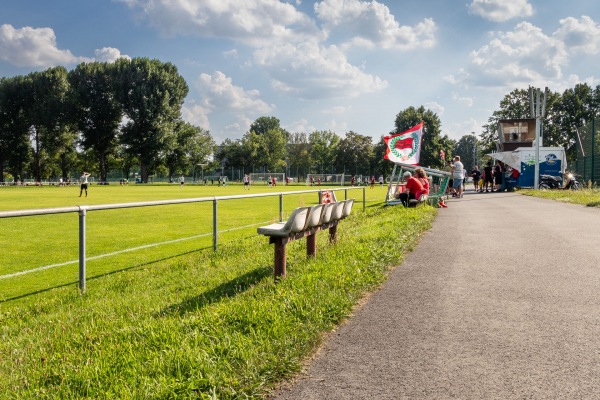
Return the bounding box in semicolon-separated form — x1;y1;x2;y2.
258;199;354;280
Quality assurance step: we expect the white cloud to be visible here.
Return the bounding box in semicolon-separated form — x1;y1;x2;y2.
452;93;474;107
252;42;388;99
94;47;131;62
284;118;316;133
554;16;600;55
0;24;84;67
314;0;436;50
322;105;350;114
195;71;272;114
457;22;566;88
424;101;445;116
451;17;600;91
181;102;211;130
222;49;239;59
117;0;322;47
467;0;533;23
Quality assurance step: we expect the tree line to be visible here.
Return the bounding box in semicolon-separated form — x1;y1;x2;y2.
216;107;455;180
4;55;595;184
0;58;214;183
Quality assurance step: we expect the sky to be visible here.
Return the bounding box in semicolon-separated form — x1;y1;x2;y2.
1;0;599;144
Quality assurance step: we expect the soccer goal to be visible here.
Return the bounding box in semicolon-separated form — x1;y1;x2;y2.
249;173;285;185
305;174;345;186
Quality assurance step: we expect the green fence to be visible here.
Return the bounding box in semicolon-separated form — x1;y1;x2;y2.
573;118;600;186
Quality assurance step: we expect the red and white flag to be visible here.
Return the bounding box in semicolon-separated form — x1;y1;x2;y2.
384;122;424;165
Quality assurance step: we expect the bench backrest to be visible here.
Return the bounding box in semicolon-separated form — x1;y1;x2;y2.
304;204;325;230
285;206;311;233
341;198;354;218
321;202;336;224
331;200;346;221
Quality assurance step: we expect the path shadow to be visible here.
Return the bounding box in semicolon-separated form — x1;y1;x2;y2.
158;266;272;317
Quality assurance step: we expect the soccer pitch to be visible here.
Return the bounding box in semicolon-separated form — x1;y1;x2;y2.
0;182;377;301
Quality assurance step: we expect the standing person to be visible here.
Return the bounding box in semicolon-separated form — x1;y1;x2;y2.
79;172;90;197
370;176;375;188
179;174;185;188
451;156;464;198
493;165;502;192
351;175;355;186
445;160;454;196
471;166;482;192
310;176;314;186
379;175;384;187
243;174;250;190
483;161;494;192
398;171;424;207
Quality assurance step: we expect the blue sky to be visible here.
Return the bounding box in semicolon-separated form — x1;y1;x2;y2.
1;0;599;144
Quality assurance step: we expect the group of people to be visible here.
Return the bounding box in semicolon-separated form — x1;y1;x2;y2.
396;167;449;208
472;161;508;192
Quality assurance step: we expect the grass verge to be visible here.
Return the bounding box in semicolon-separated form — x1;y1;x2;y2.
0;202;436;399
520;188;600;207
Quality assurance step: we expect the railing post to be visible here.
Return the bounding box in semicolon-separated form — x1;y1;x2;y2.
213;198;218;251
345;189;348;200
78;207;87;293
363;187;366;211
318;190;322;204
279;193;283;222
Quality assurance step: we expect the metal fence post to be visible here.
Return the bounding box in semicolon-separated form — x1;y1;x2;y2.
213;198;218;251
344;189;348;200
78;207;87;293
363;187;366;211
279;193;283;222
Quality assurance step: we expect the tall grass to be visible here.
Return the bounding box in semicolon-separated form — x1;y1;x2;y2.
0;184;435;398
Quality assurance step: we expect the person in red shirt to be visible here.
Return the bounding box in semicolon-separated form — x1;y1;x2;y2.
399;171;424;207
415;168;429;195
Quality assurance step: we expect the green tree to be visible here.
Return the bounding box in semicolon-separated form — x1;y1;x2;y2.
216;138;247;173
27;67;72;182
0;76;32;182
165;122;214;181
250;116;289;139
551;83;596;161
286;132;310;178
334;131;374;176
453;134;479;171
68;61;123;182
116;58;189;183
308;130;339;174
393;106;446;169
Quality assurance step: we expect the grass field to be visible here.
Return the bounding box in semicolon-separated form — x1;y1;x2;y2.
0;182;371;301
0;181;436;398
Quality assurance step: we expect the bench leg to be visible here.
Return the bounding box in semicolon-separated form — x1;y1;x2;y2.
274;240;287;280
329;225;338;244
307;233;317;257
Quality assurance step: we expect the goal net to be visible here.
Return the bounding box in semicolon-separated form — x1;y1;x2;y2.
305;174;345;186
249;173;285;185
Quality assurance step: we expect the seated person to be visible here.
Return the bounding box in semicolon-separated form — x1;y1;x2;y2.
415;168;429;195
398;171;424;207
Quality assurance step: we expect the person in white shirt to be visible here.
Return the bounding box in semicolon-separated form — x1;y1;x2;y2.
79;172;90;197
451;156;464;198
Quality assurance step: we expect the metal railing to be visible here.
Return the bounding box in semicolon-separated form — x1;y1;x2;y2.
0;187;365;293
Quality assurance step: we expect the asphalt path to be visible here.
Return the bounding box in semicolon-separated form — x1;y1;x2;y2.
272;190;600;399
